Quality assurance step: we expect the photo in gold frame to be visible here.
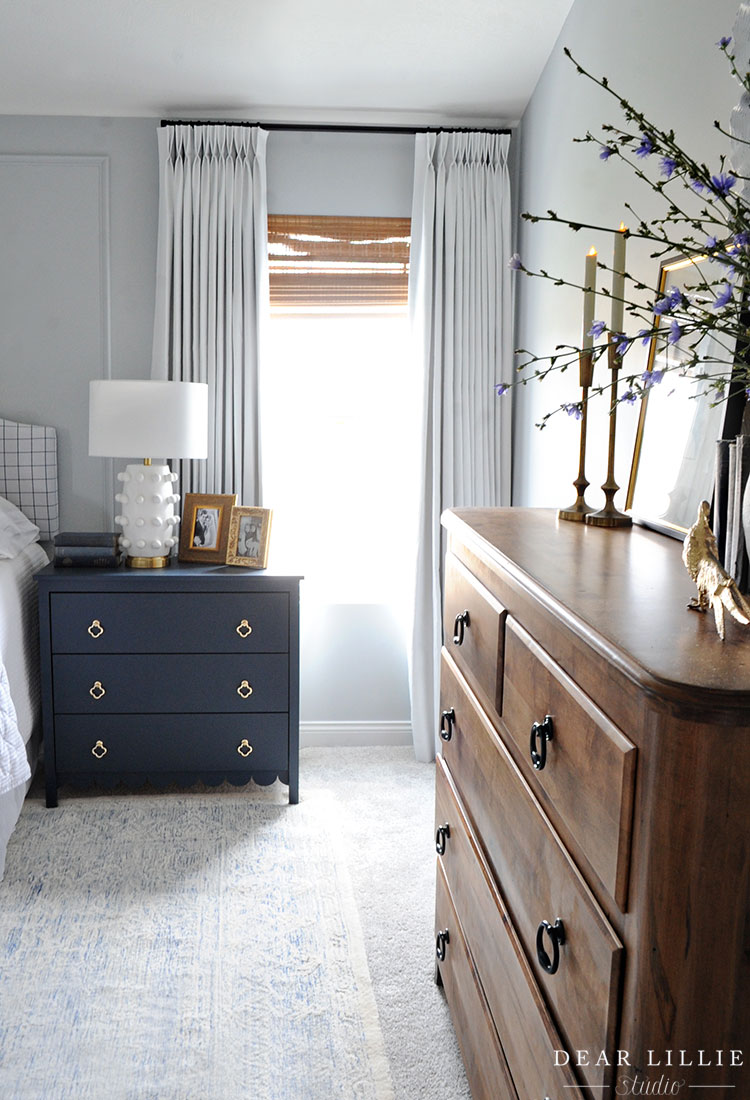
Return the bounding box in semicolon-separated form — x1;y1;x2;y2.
625;252;739;538
226;507;272;569
178;493;237;563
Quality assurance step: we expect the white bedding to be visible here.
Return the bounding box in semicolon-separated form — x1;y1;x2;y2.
0;661;29;796
0;541;49;878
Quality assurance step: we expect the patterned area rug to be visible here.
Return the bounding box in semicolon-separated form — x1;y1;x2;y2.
0;786;394;1100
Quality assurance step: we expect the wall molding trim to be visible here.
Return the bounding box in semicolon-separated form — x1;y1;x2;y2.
0;153;112;527
300;720;412;748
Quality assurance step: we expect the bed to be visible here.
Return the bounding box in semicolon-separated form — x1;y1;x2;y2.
0;417;58;878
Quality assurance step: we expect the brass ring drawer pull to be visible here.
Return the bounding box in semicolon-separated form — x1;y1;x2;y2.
237;739;254;757
91;740;107;759
536;918;565;975
237;680;254;699
236;619;253;638
89;680;106;700
87;619;104;638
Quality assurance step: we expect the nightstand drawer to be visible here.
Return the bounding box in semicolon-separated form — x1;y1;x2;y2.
52;654;289;713
435;756;584;1100
501;617;636;909
440;650;622;1092
435;862;518;1100
55;714;289;773
443;553;506;720
50;592;289;654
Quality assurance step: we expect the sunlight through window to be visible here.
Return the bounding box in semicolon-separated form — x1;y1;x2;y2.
262;216;416;605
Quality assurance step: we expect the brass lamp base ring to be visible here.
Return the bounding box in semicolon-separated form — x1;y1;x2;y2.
126;554;171;569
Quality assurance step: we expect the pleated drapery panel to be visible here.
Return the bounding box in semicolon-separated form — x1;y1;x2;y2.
151;124;269;503
408;130;513;762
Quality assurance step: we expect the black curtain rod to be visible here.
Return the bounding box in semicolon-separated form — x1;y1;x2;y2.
159;119;511;136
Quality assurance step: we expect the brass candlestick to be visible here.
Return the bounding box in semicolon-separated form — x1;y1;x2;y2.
558;350;595;522
585;337;632;528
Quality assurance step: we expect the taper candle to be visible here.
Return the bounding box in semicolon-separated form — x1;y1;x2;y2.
582;247;597;349
611;223;627;335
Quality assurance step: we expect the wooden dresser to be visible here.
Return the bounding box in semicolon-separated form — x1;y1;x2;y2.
434;508;750;1100
35;563;301;807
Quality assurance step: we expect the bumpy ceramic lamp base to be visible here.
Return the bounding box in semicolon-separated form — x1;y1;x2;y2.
114;463;180;568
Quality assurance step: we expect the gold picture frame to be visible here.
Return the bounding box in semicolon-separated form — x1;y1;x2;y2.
178;493;237;563
226;507;272;569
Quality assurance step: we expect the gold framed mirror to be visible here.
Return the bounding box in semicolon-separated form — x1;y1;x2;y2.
625;252;738;538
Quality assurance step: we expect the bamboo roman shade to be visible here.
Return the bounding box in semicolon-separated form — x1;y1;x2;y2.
268;215;410;309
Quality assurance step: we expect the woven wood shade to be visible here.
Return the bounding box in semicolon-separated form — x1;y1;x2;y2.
268;215;410;309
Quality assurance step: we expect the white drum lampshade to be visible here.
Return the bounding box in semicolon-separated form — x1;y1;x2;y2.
89;380;208;568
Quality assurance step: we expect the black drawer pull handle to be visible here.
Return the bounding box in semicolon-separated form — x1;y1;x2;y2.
452;610;470;646
439;708;455;742
435;823;451;855
435;928;450;962
530;715;554;770
536;918;565;974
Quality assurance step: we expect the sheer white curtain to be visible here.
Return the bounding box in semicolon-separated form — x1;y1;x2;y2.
408;130;513;762
151;124;269;502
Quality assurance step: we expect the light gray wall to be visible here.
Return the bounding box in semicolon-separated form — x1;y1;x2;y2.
267;129;414;215
0;118;159;528
512;0;740;507
0;119;414;731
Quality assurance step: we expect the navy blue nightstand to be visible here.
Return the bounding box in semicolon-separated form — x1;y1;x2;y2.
35;562;301;807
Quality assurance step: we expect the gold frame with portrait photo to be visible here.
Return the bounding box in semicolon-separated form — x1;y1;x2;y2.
178;493;237;563
226;507;272;569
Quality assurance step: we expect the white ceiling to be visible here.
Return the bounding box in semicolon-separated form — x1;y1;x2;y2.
0;0;575;125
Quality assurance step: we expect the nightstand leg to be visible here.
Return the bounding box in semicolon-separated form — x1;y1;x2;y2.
45;775;58;809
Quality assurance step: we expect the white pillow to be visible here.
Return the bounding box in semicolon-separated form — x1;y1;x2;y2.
0;496;40;559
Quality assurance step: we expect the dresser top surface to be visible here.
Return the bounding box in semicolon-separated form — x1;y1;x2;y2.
444;507;750;700
34;560;302;593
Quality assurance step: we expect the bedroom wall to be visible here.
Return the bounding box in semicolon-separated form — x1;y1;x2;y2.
0;118;159;528
512;0;741;507
0;119;415;739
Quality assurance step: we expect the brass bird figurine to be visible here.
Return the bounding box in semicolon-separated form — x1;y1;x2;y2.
682;500;750;640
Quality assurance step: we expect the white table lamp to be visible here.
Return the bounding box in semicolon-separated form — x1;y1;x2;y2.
89;380;208;568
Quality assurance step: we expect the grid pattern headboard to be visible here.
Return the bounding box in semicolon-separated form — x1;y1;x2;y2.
0;418;59;539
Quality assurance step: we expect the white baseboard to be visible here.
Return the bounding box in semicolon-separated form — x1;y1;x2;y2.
300;721;412;748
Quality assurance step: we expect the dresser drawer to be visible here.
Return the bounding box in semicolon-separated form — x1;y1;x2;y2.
435;862;518;1100
502;617;636;909
54;714;288;773
52;654;289;714
436;756;584;1100
443;553;506;721
50;592;289;654
440;650;623;1092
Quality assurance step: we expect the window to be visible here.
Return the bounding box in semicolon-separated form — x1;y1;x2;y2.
262;215;416;605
